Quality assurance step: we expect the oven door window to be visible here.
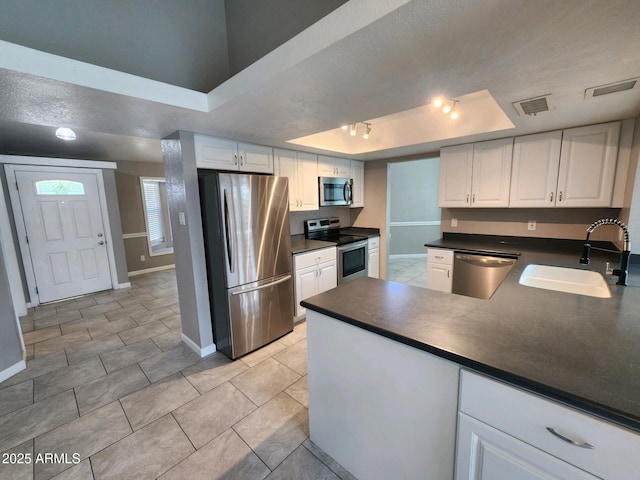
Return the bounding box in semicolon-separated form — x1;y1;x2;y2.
342;246;366;277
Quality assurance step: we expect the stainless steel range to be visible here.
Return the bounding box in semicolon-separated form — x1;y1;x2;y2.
305;217;368;284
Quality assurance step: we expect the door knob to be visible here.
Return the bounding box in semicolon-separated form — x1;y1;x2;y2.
98;241;105;245
97;233;103;237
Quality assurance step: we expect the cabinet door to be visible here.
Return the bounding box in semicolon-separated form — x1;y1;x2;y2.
556;122;620;207
294;265;318;317
350;160;365;208
510;131;562;208
456;414;598;480
274;149;300;210
368;249;379;278
438;144;473;207
335;158;351;177
298;152;319;211
239;143;274;174
317;261;337;294
427;263;452;292
471;138;513;207
194;135;239;170
318;155;337;177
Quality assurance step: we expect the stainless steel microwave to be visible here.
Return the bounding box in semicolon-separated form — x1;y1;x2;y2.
319;176;353;206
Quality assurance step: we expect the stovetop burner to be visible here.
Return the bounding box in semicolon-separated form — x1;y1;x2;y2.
304;217;367;246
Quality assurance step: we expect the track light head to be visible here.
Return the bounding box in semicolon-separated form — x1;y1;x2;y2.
349;124;357;136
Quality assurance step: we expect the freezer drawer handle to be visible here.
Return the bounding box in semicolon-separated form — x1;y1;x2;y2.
231;275;292;296
546;427;594;449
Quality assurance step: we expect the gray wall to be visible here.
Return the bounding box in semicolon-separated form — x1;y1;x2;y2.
0;234;23;376
224;0;348;74
388;158;441;255
115;160;175;273
0;0;230;92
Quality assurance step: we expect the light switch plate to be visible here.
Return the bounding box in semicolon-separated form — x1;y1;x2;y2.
528;220;536;231
451;218;458;227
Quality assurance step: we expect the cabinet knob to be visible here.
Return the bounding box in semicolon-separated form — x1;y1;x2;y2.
550;192;554;202
466;194;470;204
559;191;563;202
234;154;238;165
240;155;244;166
472;194;476;203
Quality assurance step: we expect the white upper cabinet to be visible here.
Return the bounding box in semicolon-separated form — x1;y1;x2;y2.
350;160;364;208
318;155;351;178
510;131;563;207
439;138;513;208
274;148;318;211
194;134;274;174
556;122;620;207
438;144;474;207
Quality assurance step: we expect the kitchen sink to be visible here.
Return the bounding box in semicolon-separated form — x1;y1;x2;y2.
518;264;611;298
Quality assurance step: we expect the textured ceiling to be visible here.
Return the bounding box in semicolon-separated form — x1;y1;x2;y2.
0;0;639;163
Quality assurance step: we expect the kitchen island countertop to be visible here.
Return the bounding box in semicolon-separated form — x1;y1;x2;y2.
301;239;640;432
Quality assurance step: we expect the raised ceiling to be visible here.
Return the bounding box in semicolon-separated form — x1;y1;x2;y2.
0;0;639;163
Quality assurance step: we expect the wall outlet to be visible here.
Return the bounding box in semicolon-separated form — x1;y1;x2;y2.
140;255;146;262
451;218;458;228
528;220;536;231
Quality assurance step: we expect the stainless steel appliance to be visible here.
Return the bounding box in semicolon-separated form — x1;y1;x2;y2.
199;173;293;359
452;253;516;300
319;176;353;206
304;217;368;284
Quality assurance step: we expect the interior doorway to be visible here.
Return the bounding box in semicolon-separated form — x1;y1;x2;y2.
387;158;441;287
6;165;117;305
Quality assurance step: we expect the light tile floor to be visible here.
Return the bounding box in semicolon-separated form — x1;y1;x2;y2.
387;256;427;288
0;269;356;480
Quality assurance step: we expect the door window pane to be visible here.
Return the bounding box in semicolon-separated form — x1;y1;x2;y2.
35;180;85;195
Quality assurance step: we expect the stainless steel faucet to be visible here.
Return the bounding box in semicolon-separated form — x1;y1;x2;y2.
579;218;631;286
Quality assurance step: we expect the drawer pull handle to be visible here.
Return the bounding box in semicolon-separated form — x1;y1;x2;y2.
546;427;594;449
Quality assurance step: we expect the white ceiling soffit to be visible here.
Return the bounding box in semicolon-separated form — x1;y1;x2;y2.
287;90;514;154
0;0;640;162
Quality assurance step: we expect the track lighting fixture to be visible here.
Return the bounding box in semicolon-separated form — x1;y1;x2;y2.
363;123;372;140
432;97;460;120
341;122;373;139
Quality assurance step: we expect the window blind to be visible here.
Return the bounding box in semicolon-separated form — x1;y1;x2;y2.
143;180;164;244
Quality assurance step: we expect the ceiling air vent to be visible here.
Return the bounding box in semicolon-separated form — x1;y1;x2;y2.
585;78;639;98
512;95;553;116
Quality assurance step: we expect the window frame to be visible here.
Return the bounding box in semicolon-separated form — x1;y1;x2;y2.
139;177;173;257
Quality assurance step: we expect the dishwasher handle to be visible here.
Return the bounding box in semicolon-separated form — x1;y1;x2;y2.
455;254;515;268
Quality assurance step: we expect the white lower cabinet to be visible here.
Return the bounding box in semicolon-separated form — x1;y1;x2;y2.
456;370;640;480
426;248;453;292
293;247;336;318
367;236;379;278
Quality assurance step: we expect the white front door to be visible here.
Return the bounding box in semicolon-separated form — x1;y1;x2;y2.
15;170;112;303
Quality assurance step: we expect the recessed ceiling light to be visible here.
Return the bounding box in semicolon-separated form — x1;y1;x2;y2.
55;127;76;141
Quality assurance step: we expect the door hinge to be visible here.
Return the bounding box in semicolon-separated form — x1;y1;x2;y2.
15;181;18;191
25;235;29;244
35;286;38;294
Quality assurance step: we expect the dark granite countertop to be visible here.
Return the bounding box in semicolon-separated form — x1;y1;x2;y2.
339;226;381;238
291;235;336;255
301;236;640;433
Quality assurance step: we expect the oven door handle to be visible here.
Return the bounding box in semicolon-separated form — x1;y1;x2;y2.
337;240;368;252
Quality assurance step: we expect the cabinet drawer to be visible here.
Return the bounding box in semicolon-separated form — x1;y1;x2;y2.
294;247;336;270
459;370;640;479
368;236;380;249
427;248;453;265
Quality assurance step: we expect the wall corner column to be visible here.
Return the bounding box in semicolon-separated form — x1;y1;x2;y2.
161;131;215;356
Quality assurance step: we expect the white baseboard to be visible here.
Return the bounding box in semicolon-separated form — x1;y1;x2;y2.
389;254;428;259
0;359;26;383
115;282;131;289
182;333;216;358
128;264;176;277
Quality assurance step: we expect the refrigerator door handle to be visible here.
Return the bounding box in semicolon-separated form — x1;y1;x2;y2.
223;189;237;273
231;275;292;296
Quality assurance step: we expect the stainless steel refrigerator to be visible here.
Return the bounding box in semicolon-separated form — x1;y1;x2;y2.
199;172;293;359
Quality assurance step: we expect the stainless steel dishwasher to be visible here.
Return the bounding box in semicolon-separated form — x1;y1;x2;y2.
452;253;516;299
